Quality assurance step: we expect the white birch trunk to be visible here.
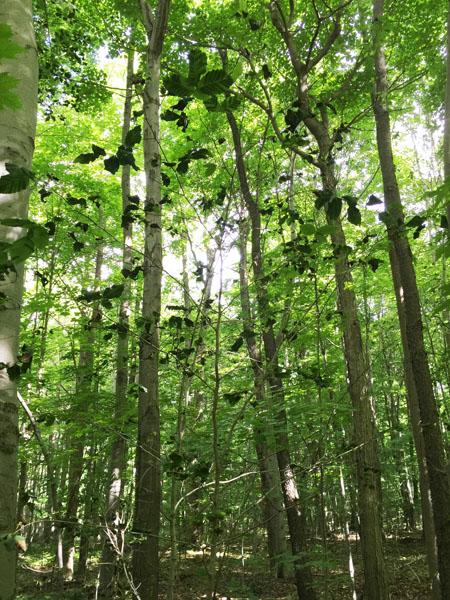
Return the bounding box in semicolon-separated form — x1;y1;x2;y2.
0;0;37;596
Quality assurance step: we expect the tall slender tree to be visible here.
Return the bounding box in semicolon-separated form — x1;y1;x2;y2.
227;110;317;600
372;0;450;596
0;1;38;596
268;3;388;597
98;47;135;598
132;2;171;599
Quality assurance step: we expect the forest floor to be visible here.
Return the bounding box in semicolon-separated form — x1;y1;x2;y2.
16;534;431;599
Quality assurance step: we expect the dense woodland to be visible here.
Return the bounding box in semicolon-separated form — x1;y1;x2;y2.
1;0;450;598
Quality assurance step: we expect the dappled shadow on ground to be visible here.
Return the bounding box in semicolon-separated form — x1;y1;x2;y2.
16;534;431;599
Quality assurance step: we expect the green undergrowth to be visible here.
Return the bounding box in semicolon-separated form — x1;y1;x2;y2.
16;536;431;599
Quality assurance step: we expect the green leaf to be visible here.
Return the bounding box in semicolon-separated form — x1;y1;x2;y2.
91;144;106;158
204;163;217;176
66;196;87;207
326;196;342;220
188;48;208;84
433;298;450;314
77;290;102;302
104;155;121;174
74;152;97;164
29;225;50;249
224;391;243;406
406;215;425;228
231;60;243;82
0;25;24;60
316;224;338;236
177;160;190;174
436;244;450;260
164;73;193;98
347;205;361;225
0;218;35;228
161;110;180;121
103;283;124;299
204;95;219;112
117;145;139;170
300;223;316;236
9;236;35;262
220;95;240;112
367;258;383;272
342;194;357;207
262;64;272;79
125;125;142;147
230;336;244;352
0;73;21;110
313;189;334;210
198;70;233;95
0;163;34;194
189;148;210;160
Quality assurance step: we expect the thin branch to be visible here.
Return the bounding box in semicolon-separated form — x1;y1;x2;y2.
306;10;342;72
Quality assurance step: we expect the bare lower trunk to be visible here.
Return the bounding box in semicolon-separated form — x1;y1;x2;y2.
76;447;97;581
388;252;439;597
238;225;287;577
62;223;103;580
329;213;387;600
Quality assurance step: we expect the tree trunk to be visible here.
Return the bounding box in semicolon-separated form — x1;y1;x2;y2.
62;224;103;580
238;223;287;578
0;1;37;596
98;47;134;598
227;111;316;600
76;445;97;582
373;2;450;595
132;3;171;599
267;5;389;596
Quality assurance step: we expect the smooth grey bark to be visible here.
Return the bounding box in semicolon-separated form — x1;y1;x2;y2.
373;1;450;596
0;1;37;597
132;2;171;599
98;48;134;598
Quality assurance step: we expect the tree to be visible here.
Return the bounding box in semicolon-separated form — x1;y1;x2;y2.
132;2;171;599
0;1;38;597
267;2;389;596
98;46;135;598
372;0;450;596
